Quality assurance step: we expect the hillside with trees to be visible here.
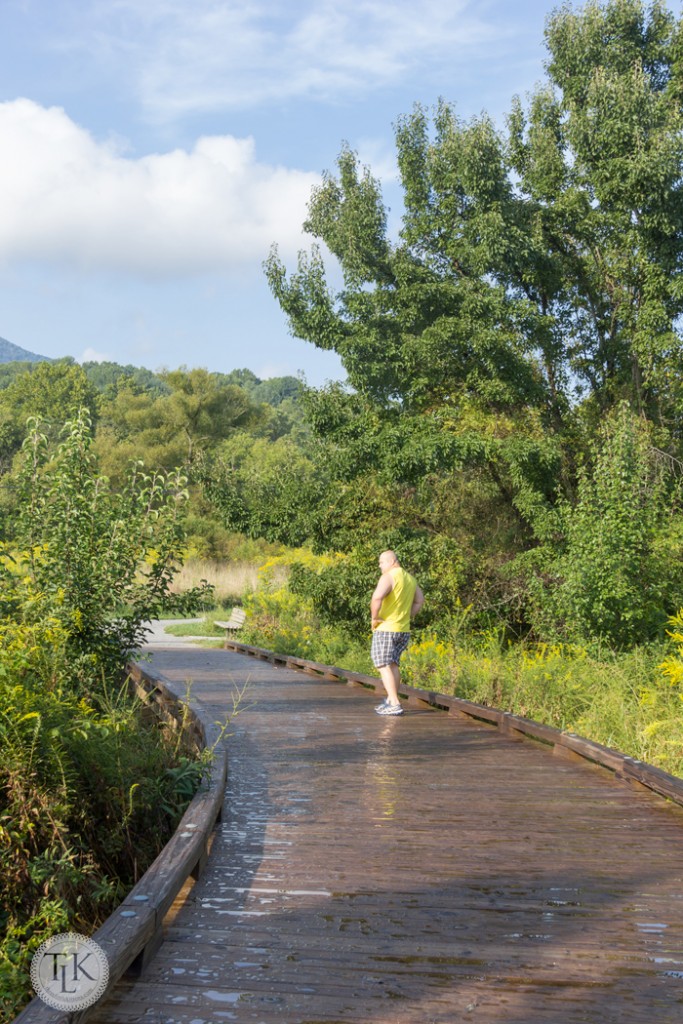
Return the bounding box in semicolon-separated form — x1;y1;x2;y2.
0;337;49;364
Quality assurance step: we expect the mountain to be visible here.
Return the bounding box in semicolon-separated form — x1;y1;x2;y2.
0;337;51;364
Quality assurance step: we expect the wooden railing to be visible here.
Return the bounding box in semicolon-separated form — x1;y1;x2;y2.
223;639;683;809
12;662;227;1024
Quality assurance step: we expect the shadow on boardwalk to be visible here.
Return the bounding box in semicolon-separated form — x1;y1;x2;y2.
90;646;683;1024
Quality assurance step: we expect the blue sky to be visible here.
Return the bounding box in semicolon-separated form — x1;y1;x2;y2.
0;0;638;384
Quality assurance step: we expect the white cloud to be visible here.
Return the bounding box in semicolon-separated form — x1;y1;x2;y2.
80;347;111;363
0;99;319;276
67;0;501;119
257;361;297;380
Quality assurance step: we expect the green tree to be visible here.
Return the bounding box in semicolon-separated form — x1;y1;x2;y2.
202;431;327;547
251;375;302;406
263;0;683;638
266;0;683;478
159;367;261;464
92;369;263;486
0;361;99;474
0;360;40;390
508;0;683;427
81;360;169;398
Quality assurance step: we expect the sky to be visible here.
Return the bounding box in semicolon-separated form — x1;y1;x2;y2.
0;0;644;385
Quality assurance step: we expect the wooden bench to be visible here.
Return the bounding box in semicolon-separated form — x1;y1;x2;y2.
214;607;247;646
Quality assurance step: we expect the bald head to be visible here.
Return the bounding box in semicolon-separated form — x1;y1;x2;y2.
378;550;399;572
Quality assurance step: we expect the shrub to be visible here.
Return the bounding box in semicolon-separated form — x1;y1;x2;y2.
4;411;212;686
521;404;683;646
0;411;212;1018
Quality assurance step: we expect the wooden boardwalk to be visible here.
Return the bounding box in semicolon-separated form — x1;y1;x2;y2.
89;646;683;1024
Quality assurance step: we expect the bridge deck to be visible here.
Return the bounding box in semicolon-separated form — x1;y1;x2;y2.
90;646;683;1023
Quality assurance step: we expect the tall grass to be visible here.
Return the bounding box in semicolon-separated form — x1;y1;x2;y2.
170;559;258;606
401;635;683;773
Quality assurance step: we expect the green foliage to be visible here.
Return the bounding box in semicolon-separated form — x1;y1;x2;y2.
237;550;373;672
0;360;98;424
250;376;302;407
518;404;683;645
81;360;169;398
202;432;328;547
0;391;228;1018
158;368;262;464
0;360;46;390
268;4;683;423
289;556;376;633
0;623;204;1019
92;368;263;485
4;410;211;683
0;362;307;565
0;361;99;476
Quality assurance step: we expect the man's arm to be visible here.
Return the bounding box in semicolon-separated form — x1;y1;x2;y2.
371;573;394;629
411;584;424;618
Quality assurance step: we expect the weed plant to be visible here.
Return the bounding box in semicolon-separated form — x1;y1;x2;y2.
0;643;206;1019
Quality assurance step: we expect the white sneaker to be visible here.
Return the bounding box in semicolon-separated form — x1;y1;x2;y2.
375;702;404;716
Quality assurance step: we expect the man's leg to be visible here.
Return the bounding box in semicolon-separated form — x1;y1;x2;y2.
378;662;400;705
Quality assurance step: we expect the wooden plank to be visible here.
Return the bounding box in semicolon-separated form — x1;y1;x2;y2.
559;732;633;772
11;1000;72;1024
443;697;505;725
500;714;561;746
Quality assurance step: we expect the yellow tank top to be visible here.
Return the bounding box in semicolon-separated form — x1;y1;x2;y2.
379;567;417;632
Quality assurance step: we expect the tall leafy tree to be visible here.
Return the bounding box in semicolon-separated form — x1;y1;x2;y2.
509;0;683;426
264;0;683;642
266;0;683;469
93;368;263;484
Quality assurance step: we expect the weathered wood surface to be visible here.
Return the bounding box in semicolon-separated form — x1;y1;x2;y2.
224;639;683;808
88;647;683;1023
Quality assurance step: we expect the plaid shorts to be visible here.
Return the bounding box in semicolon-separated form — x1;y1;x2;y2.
371;630;411;668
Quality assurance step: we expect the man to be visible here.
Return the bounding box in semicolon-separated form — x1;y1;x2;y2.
370;550;424;716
